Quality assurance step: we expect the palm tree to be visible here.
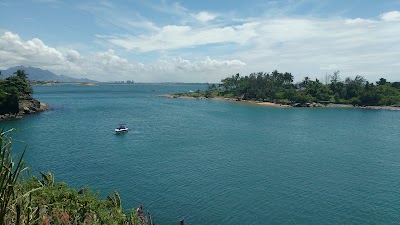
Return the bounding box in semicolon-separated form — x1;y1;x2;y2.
13;70;28;80
283;72;294;85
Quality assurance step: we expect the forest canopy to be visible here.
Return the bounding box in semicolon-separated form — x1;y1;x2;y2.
204;70;400;106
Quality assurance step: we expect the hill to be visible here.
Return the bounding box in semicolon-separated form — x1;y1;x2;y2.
1;66;98;83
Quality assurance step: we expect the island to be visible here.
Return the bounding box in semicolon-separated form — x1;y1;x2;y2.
162;70;400;110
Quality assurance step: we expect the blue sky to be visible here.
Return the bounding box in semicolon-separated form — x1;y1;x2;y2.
0;0;399;82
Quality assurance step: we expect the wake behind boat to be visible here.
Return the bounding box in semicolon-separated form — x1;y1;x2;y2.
115;124;129;133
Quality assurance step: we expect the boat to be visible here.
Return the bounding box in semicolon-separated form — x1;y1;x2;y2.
115;124;129;133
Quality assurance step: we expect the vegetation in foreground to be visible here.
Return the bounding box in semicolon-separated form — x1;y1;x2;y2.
180;71;400;107
0;129;150;225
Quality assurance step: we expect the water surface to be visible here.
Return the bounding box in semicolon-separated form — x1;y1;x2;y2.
2;84;400;225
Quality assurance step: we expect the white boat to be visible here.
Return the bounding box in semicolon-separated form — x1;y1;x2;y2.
115;124;129;133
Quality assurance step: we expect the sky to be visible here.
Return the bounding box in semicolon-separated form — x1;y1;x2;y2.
0;0;399;82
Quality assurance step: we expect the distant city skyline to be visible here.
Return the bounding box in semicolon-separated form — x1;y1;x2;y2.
1;0;400;82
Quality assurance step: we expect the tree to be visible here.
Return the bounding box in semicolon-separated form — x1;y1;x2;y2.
330;70;340;83
265;70;286;101
0;87;20;114
0;71;34;114
214;71;400;106
343;76;366;100
304;79;332;102
392;82;400;89
376;78;387;86
13;69;28;80
1;76;32;96
300;76;311;89
282;72;294;85
220;73;240;93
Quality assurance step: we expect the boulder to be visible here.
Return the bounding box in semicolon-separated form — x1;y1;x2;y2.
1;96;48;120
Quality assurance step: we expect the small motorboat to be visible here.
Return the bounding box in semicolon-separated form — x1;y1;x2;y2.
115;124;129;133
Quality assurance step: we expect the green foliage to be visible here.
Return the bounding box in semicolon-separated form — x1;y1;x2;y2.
0;87;20;114
39;171;54;187
349;97;361;106
198;70;400;106
376;78;387;86
219;71;294;101
10;177;134;224
0;70;34;114
0;128;27;225
13;70;28;80
1;131;149;225
0;75;32;96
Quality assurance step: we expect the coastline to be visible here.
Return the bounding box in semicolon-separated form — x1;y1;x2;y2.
0;98;48;120
159;94;400;111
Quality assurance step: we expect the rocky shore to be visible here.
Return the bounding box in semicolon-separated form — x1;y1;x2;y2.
0;96;48;120
160;94;400;111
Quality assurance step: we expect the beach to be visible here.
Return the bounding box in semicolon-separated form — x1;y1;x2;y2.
159;94;400;110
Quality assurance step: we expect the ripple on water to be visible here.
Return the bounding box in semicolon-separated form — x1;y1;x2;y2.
2;84;400;225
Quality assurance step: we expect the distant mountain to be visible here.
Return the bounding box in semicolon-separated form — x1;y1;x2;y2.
0;66;98;83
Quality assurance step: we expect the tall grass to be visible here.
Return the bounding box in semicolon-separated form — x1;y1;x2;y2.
0;128;27;225
0;129;153;224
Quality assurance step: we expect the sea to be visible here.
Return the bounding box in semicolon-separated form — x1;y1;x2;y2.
2;84;400;225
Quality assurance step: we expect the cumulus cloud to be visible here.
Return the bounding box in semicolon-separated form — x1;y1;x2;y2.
0;32;64;66
381;11;400;22
158;57;245;72
0;31;245;82
232;15;400;81
2;8;400;83
95;9;400;82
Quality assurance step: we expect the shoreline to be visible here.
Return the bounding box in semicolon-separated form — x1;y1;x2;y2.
159;94;400;111
0;98;48;120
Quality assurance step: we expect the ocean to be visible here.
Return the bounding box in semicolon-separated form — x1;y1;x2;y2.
2;84;400;225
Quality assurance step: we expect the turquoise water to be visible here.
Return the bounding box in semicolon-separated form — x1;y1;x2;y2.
2;84;400;224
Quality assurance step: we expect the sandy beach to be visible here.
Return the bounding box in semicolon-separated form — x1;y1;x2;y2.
159;94;400;111
160;94;296;108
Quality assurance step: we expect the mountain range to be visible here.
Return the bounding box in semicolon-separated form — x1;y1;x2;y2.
1;66;98;83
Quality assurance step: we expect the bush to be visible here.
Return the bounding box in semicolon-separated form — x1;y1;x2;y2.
1;130;148;225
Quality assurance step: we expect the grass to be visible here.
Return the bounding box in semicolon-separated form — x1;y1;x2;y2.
0;128;26;225
0;129;150;225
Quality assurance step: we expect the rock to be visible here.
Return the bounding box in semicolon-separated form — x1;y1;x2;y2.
23;106;31;114
1;96;48;120
39;103;48;111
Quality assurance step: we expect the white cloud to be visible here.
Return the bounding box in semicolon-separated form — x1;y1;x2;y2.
0;32;64;66
192;11;218;22
2;8;400;83
0;31;245;82
98;10;400;82
105;22;260;52
381;11;400;22
160;56;245;72
65;49;81;62
230;15;400;82
345;18;375;24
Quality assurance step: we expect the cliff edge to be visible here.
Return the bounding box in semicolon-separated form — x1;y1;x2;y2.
0;95;48;120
